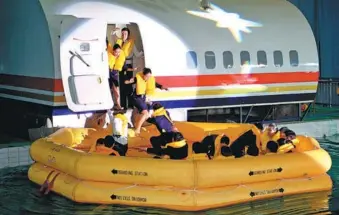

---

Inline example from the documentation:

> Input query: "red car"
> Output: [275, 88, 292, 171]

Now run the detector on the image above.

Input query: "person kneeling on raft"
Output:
[192, 129, 260, 159]
[192, 134, 230, 159]
[147, 131, 188, 160]
[124, 68, 168, 135]
[266, 128, 297, 154]
[143, 103, 188, 159]
[260, 123, 282, 154]
[95, 135, 127, 156]
[222, 129, 260, 158]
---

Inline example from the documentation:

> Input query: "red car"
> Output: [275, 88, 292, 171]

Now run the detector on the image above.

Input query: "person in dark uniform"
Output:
[193, 129, 260, 159]
[115, 27, 144, 109]
[138, 103, 187, 159]
[192, 134, 230, 159]
[124, 68, 168, 134]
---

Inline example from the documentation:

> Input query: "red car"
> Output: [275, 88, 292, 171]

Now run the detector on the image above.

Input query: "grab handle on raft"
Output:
[40, 170, 60, 195]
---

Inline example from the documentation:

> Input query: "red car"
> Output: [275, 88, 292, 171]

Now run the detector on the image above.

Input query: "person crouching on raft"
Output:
[266, 127, 297, 154]
[124, 68, 168, 135]
[139, 103, 187, 159]
[192, 134, 230, 159]
[221, 129, 259, 158]
[260, 123, 281, 154]
[147, 103, 187, 159]
[147, 131, 188, 160]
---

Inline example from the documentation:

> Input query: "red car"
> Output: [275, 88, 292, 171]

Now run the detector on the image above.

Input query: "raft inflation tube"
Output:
[28, 122, 333, 211]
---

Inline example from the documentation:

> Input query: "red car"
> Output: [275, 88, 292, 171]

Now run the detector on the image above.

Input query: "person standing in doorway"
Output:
[107, 43, 126, 110]
[115, 27, 144, 109]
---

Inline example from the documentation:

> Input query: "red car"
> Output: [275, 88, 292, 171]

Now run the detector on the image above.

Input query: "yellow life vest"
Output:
[164, 140, 187, 148]
[94, 145, 120, 156]
[107, 42, 113, 55]
[114, 113, 128, 136]
[108, 51, 116, 70]
[213, 134, 224, 157]
[135, 72, 156, 96]
[107, 51, 126, 71]
[113, 51, 126, 71]
[152, 107, 173, 124]
[116, 38, 134, 57]
[260, 131, 281, 151]
[277, 143, 295, 154]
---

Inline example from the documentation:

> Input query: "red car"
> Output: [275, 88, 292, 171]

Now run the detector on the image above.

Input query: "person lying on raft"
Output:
[146, 131, 188, 160]
[124, 68, 168, 135]
[95, 135, 127, 156]
[192, 134, 230, 159]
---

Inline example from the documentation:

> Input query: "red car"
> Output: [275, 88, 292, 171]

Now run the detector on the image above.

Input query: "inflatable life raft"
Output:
[28, 122, 333, 211]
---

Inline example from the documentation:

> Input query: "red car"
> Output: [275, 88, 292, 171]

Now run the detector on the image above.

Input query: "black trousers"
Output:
[119, 64, 134, 109]
[110, 143, 128, 156]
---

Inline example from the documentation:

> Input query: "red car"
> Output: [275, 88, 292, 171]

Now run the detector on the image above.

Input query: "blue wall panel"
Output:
[0, 0, 54, 78]
[289, 0, 339, 79]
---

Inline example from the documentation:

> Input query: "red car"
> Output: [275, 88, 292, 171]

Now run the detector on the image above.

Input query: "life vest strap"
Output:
[152, 107, 173, 125]
[164, 140, 186, 148]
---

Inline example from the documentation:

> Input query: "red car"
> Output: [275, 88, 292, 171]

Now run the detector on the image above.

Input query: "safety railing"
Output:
[315, 79, 339, 107]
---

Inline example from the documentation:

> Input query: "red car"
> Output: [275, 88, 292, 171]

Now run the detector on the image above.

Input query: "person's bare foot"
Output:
[134, 129, 141, 136]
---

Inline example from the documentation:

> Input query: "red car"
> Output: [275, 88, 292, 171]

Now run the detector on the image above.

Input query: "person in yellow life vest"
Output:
[260, 123, 281, 154]
[124, 68, 168, 135]
[146, 131, 188, 160]
[107, 43, 126, 110]
[266, 129, 297, 153]
[141, 103, 185, 158]
[115, 27, 144, 109]
[106, 37, 113, 55]
[192, 134, 230, 159]
[107, 109, 129, 156]
[146, 102, 178, 134]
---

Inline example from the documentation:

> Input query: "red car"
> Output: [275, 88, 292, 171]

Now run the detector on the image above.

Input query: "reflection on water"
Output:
[1, 139, 339, 215]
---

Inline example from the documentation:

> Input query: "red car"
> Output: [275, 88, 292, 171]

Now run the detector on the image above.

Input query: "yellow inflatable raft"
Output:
[28, 122, 333, 211]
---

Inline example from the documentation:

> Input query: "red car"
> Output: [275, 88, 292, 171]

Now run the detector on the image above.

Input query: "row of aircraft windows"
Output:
[186, 50, 300, 69]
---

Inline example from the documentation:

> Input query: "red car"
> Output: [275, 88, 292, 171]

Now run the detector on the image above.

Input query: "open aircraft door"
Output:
[60, 17, 113, 112]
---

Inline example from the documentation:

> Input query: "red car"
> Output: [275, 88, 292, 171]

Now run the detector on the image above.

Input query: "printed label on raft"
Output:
[250, 188, 284, 197]
[111, 169, 148, 176]
[249, 167, 283, 176]
[111, 194, 147, 202]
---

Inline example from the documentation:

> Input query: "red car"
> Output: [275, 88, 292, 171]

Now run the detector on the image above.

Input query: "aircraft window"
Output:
[223, 51, 233, 69]
[186, 51, 198, 69]
[240, 51, 250, 65]
[273, 50, 283, 67]
[289, 50, 299, 67]
[205, 51, 216, 69]
[257, 50, 267, 66]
